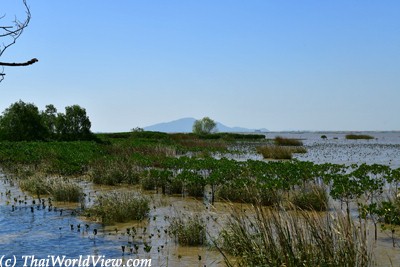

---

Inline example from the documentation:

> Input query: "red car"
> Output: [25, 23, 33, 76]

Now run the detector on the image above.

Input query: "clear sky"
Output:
[1, 1, 399, 132]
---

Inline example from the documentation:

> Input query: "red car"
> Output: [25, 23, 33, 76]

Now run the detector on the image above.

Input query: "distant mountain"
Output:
[144, 117, 268, 133]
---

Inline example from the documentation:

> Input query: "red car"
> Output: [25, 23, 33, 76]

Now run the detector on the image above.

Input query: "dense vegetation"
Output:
[0, 100, 95, 141]
[1, 128, 399, 265]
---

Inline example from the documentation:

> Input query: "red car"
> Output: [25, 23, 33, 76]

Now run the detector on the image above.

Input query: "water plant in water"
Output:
[86, 191, 149, 224]
[168, 214, 206, 246]
[217, 204, 371, 267]
[274, 136, 303, 146]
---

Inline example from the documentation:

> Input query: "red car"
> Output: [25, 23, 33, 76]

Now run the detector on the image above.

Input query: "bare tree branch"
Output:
[0, 58, 38, 66]
[0, 0, 37, 82]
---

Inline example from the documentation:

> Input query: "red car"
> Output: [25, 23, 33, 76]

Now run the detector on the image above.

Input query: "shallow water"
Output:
[1, 132, 400, 266]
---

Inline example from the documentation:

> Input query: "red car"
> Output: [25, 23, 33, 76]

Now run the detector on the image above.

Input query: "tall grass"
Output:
[218, 205, 371, 267]
[19, 175, 83, 202]
[274, 136, 303, 146]
[86, 191, 149, 224]
[291, 184, 328, 211]
[168, 214, 206, 246]
[90, 157, 141, 185]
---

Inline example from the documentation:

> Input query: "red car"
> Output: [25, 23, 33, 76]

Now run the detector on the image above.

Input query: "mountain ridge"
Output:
[144, 117, 268, 133]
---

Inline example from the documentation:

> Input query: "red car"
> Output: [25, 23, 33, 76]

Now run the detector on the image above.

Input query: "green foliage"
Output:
[90, 157, 140, 185]
[192, 117, 217, 135]
[0, 100, 48, 141]
[56, 105, 93, 140]
[0, 101, 95, 141]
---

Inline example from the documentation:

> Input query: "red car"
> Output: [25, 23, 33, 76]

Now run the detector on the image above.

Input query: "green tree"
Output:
[192, 117, 217, 135]
[41, 104, 58, 138]
[0, 100, 48, 140]
[56, 105, 92, 140]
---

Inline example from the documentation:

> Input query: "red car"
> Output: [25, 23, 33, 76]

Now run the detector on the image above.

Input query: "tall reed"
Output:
[217, 205, 371, 267]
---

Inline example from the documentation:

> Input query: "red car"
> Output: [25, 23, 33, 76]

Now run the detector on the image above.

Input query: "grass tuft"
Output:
[168, 214, 206, 246]
[86, 191, 149, 224]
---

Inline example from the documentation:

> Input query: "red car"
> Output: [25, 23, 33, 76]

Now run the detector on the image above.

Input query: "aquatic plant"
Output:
[274, 136, 303, 146]
[168, 214, 206, 246]
[217, 205, 371, 267]
[86, 191, 149, 224]
[19, 175, 82, 202]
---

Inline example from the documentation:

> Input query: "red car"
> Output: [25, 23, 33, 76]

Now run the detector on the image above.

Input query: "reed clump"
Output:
[86, 191, 149, 224]
[168, 214, 206, 246]
[274, 136, 303, 146]
[218, 205, 371, 267]
[345, 134, 374, 140]
[19, 175, 82, 202]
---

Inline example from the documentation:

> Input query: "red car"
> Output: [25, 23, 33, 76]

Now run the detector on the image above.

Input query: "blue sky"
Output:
[1, 1, 399, 132]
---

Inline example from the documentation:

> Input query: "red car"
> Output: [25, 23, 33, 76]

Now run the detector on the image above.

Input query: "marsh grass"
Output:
[86, 191, 149, 224]
[345, 134, 374, 140]
[19, 175, 82, 202]
[257, 145, 307, 159]
[291, 184, 328, 211]
[218, 205, 371, 267]
[168, 214, 206, 246]
[90, 157, 141, 185]
[274, 136, 303, 146]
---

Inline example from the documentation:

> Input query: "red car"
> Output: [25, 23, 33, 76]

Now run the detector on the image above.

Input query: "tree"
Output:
[0, 0, 38, 83]
[56, 105, 92, 140]
[192, 117, 217, 135]
[0, 100, 47, 141]
[41, 104, 58, 138]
